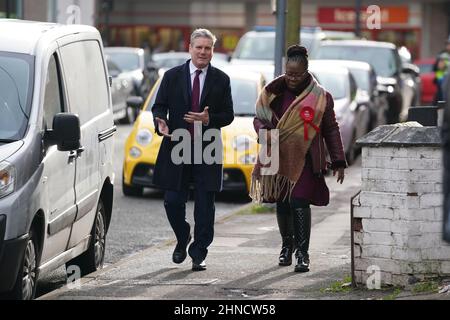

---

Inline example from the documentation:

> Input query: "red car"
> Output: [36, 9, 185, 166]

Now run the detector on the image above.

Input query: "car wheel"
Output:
[5, 229, 39, 300]
[122, 177, 143, 197]
[66, 200, 107, 277]
[119, 106, 136, 124]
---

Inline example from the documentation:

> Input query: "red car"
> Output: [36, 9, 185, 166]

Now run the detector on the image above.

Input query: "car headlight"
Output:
[0, 161, 15, 199]
[387, 85, 394, 94]
[129, 147, 142, 158]
[239, 154, 257, 165]
[232, 135, 255, 152]
[136, 129, 153, 146]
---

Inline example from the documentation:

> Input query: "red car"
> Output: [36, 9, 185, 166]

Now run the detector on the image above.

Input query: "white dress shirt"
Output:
[189, 60, 208, 105]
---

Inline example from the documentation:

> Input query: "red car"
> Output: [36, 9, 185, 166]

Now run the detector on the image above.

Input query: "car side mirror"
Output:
[402, 63, 419, 76]
[45, 113, 81, 151]
[127, 96, 144, 109]
[109, 69, 120, 78]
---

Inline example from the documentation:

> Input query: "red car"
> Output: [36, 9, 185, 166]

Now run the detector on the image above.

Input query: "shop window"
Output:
[0, 0, 20, 18]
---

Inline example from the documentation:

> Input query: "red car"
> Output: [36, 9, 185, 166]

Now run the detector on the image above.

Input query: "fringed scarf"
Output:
[249, 73, 327, 203]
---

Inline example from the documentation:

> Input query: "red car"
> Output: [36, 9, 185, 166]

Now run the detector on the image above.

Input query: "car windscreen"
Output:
[106, 52, 140, 71]
[316, 45, 398, 78]
[0, 52, 34, 141]
[153, 56, 189, 70]
[145, 77, 258, 116]
[233, 33, 313, 60]
[312, 71, 347, 100]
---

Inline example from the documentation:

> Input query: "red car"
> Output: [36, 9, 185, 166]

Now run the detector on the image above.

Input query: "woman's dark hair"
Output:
[286, 45, 308, 69]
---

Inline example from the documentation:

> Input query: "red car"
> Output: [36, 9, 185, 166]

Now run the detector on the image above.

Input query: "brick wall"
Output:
[353, 142, 450, 287]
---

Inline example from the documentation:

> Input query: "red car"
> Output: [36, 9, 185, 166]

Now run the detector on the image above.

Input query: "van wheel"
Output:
[66, 200, 106, 277]
[122, 176, 143, 197]
[6, 230, 39, 300]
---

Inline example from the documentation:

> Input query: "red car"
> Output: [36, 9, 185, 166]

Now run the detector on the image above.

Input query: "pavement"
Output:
[38, 157, 450, 301]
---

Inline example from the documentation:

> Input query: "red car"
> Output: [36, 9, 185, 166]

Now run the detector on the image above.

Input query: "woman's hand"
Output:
[333, 167, 345, 184]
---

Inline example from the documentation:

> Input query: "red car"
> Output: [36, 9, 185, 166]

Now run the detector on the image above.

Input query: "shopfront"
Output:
[0, 0, 22, 18]
[316, 5, 421, 59]
[94, 0, 446, 58]
[97, 0, 245, 53]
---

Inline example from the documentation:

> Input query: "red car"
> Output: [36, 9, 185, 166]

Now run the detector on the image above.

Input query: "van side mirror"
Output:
[45, 113, 81, 151]
[127, 96, 144, 109]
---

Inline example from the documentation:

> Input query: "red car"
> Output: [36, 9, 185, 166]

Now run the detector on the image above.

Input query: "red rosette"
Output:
[300, 106, 320, 141]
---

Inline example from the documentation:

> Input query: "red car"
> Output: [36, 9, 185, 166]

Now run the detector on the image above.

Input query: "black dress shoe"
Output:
[192, 260, 207, 271]
[294, 252, 310, 273]
[172, 234, 192, 264]
[278, 246, 293, 266]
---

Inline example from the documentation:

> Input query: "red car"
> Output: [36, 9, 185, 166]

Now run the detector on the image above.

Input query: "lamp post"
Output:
[274, 0, 286, 78]
[5, 0, 11, 18]
[286, 0, 300, 50]
[355, 0, 362, 38]
[102, 0, 114, 46]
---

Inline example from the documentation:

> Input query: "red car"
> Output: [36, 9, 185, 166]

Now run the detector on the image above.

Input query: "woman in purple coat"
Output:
[251, 45, 347, 272]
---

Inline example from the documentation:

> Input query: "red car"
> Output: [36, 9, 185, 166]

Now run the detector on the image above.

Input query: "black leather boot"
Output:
[276, 203, 294, 266]
[293, 206, 311, 272]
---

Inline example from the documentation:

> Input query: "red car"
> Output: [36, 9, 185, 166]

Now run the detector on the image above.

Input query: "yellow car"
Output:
[122, 67, 265, 196]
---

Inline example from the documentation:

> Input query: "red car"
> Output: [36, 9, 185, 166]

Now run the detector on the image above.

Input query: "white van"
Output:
[0, 20, 115, 300]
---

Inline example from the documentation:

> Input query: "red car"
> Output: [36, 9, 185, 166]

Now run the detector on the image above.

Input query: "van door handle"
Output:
[76, 146, 85, 157]
[68, 150, 77, 163]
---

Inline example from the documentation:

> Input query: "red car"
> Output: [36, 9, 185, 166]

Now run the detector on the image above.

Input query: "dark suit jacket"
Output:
[151, 60, 234, 191]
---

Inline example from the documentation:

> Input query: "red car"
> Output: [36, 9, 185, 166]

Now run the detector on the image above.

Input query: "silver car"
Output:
[316, 40, 421, 124]
[323, 60, 390, 130]
[309, 60, 368, 165]
[104, 46, 158, 98]
[106, 58, 135, 123]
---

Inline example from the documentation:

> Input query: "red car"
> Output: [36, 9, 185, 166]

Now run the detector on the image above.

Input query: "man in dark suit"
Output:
[152, 29, 234, 271]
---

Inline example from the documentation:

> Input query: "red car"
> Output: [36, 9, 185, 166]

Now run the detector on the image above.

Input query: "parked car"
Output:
[230, 27, 357, 82]
[104, 46, 158, 98]
[0, 20, 115, 299]
[323, 60, 389, 130]
[106, 58, 135, 123]
[122, 67, 264, 196]
[309, 60, 365, 164]
[398, 45, 422, 108]
[414, 58, 437, 104]
[152, 51, 229, 76]
[316, 40, 421, 124]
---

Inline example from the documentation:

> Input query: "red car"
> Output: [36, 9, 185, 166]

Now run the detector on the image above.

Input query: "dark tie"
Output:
[189, 69, 202, 137]
[191, 69, 202, 112]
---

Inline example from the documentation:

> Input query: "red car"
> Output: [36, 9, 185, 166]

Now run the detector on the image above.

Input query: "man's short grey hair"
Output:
[190, 28, 217, 46]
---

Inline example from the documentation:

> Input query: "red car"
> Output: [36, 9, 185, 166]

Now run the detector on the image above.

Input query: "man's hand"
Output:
[333, 167, 345, 184]
[184, 106, 209, 125]
[155, 117, 171, 137]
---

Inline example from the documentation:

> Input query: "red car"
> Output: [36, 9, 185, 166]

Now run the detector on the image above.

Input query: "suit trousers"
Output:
[164, 164, 216, 263]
